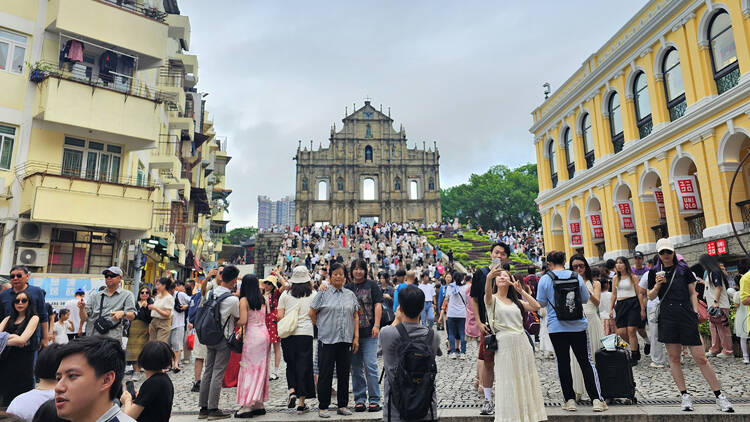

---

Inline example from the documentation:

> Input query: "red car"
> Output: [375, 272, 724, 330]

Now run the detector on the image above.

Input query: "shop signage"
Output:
[569, 220, 583, 247]
[706, 241, 717, 256]
[588, 212, 604, 239]
[616, 201, 636, 231]
[706, 239, 728, 256]
[653, 189, 666, 220]
[674, 176, 702, 214]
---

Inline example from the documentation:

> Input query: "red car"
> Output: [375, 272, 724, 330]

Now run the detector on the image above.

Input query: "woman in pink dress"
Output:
[235, 275, 270, 418]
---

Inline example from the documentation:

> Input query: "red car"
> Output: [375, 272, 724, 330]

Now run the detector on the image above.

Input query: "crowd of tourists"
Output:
[1, 221, 748, 422]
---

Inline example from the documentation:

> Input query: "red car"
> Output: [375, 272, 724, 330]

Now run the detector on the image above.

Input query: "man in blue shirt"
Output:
[0, 265, 49, 348]
[392, 270, 413, 312]
[536, 251, 606, 413]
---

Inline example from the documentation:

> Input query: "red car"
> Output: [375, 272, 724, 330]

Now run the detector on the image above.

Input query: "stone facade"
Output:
[295, 101, 441, 225]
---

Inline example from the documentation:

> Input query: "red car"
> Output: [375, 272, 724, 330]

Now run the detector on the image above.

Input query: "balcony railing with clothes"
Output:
[99, 0, 167, 22]
[32, 60, 168, 103]
[737, 199, 750, 229]
[15, 160, 156, 189]
[685, 213, 706, 240]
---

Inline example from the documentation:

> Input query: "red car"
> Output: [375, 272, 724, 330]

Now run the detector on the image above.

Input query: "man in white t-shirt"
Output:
[638, 257, 665, 368]
[65, 289, 85, 340]
[418, 272, 436, 328]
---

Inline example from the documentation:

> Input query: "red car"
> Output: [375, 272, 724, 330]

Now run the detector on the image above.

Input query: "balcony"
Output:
[174, 52, 198, 75]
[33, 62, 163, 150]
[16, 161, 155, 231]
[157, 64, 186, 113]
[150, 137, 181, 176]
[166, 14, 191, 50]
[737, 200, 750, 229]
[46, 0, 168, 68]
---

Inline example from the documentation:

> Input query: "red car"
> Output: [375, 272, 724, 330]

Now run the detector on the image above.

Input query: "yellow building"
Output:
[532, 0, 750, 264]
[0, 0, 231, 287]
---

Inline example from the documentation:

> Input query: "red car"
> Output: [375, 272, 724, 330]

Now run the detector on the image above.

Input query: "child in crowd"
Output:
[53, 309, 74, 345]
[598, 277, 616, 336]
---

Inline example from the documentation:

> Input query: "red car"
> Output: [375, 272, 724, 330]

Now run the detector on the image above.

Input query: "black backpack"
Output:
[548, 271, 583, 321]
[194, 291, 233, 346]
[389, 324, 437, 421]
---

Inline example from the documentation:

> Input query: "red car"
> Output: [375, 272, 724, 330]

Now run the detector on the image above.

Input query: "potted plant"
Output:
[27, 61, 54, 83]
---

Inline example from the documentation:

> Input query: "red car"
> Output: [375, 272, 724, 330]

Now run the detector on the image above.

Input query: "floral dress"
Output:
[265, 289, 281, 344]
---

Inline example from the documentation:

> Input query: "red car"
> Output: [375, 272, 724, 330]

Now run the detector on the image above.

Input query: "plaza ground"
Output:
[157, 329, 750, 420]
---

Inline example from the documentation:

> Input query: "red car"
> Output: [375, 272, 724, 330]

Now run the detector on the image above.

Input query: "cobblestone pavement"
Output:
[146, 330, 749, 413]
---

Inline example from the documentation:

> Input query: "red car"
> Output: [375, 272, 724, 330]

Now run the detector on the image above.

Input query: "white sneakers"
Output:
[716, 394, 734, 413]
[561, 399, 576, 411]
[459, 353, 466, 360]
[592, 399, 608, 412]
[649, 362, 665, 368]
[449, 353, 457, 360]
[681, 393, 693, 411]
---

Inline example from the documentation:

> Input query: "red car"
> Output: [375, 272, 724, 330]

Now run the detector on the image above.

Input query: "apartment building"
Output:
[0, 0, 231, 295]
[532, 0, 750, 265]
[258, 195, 295, 230]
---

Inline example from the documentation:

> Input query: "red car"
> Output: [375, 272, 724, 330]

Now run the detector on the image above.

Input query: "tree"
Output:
[224, 227, 258, 245]
[441, 163, 540, 230]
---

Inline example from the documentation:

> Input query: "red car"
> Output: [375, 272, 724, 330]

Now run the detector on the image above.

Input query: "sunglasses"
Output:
[658, 250, 673, 255]
[14, 298, 28, 304]
[104, 273, 118, 278]
[10, 273, 24, 279]
[139, 291, 149, 295]
[572, 264, 585, 270]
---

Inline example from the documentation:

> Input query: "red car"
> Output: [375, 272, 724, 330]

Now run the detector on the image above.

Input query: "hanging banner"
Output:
[588, 212, 604, 239]
[653, 189, 667, 220]
[674, 175, 702, 214]
[569, 220, 583, 248]
[616, 201, 636, 232]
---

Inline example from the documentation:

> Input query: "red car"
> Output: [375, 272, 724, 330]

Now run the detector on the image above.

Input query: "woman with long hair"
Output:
[699, 254, 733, 357]
[483, 267, 546, 422]
[148, 278, 174, 343]
[234, 275, 270, 417]
[569, 254, 603, 401]
[608, 256, 643, 364]
[0, 291, 40, 405]
[127, 286, 153, 377]
[647, 239, 733, 412]
[278, 266, 318, 412]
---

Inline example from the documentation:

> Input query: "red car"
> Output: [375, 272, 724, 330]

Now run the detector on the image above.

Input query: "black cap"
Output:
[633, 251, 644, 258]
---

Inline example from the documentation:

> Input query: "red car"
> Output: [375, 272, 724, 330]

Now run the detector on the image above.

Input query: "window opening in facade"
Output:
[563, 128, 574, 179]
[608, 92, 624, 153]
[48, 229, 115, 274]
[62, 137, 122, 183]
[0, 28, 27, 74]
[548, 140, 557, 188]
[633, 72, 652, 138]
[409, 180, 418, 200]
[0, 125, 16, 170]
[663, 48, 686, 121]
[363, 178, 375, 200]
[317, 180, 327, 201]
[365, 145, 373, 161]
[708, 11, 739, 94]
[581, 113, 594, 169]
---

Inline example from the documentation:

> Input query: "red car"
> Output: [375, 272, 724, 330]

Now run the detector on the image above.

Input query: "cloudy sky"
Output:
[180, 0, 648, 228]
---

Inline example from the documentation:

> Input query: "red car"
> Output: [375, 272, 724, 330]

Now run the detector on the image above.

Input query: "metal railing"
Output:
[584, 151, 595, 169]
[651, 223, 669, 240]
[156, 134, 181, 157]
[15, 160, 156, 189]
[685, 213, 706, 240]
[33, 60, 168, 103]
[98, 0, 167, 22]
[737, 199, 750, 229]
[152, 202, 172, 233]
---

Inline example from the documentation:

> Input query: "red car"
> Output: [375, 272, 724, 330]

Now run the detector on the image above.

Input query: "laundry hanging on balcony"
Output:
[59, 40, 84, 69]
[99, 50, 118, 84]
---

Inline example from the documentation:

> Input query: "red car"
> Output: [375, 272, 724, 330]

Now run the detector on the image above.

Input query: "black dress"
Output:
[0, 316, 36, 406]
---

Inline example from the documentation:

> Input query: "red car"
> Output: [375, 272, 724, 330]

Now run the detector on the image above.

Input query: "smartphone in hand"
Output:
[125, 380, 136, 398]
[491, 258, 503, 269]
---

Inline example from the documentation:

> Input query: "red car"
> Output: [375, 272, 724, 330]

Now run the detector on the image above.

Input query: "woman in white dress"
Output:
[484, 266, 547, 422]
[568, 254, 603, 401]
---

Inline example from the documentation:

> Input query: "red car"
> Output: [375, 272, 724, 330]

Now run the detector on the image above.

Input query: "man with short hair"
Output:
[0, 265, 49, 348]
[392, 270, 415, 313]
[198, 265, 240, 420]
[418, 272, 436, 328]
[54, 336, 136, 422]
[79, 266, 135, 344]
[380, 285, 440, 421]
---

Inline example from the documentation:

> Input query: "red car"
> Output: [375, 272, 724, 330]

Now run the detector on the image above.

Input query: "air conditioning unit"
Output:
[16, 219, 51, 243]
[16, 247, 49, 267]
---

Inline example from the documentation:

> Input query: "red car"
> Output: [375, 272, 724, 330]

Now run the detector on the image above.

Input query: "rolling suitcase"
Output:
[595, 348, 637, 404]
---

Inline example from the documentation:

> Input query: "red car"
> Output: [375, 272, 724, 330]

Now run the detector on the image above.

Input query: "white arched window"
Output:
[708, 11, 739, 94]
[548, 140, 557, 188]
[363, 178, 375, 200]
[608, 92, 624, 153]
[563, 128, 574, 179]
[663, 48, 686, 121]
[633, 72, 652, 138]
[581, 113, 594, 168]
[409, 180, 418, 200]
[317, 180, 327, 201]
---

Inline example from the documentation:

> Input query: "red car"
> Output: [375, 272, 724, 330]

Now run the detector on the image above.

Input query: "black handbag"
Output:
[93, 294, 120, 335]
[227, 326, 243, 353]
[483, 297, 498, 352]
